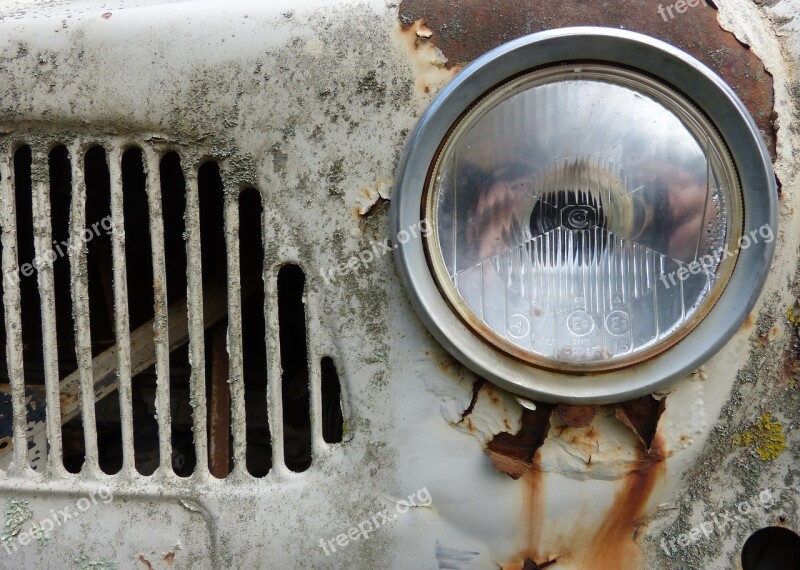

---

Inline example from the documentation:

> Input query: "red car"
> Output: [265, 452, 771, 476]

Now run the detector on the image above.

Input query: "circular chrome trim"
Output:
[391, 27, 777, 404]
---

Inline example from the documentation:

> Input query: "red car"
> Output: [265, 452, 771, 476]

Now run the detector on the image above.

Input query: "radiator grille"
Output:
[0, 139, 344, 481]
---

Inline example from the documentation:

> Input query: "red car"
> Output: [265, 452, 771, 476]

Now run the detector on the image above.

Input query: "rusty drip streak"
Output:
[0, 146, 28, 471]
[69, 140, 100, 470]
[30, 145, 65, 474]
[223, 191, 247, 473]
[581, 436, 666, 569]
[143, 147, 173, 475]
[108, 146, 135, 473]
[184, 166, 208, 475]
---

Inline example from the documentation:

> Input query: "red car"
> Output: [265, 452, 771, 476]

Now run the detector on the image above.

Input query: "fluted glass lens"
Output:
[426, 64, 741, 370]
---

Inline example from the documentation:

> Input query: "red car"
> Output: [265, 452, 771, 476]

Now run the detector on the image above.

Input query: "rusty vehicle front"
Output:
[0, 0, 797, 569]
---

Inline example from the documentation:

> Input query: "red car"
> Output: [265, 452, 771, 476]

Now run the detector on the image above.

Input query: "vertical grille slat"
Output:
[265, 269, 286, 477]
[69, 141, 100, 472]
[31, 145, 64, 474]
[108, 146, 135, 473]
[224, 190, 247, 476]
[1, 145, 29, 472]
[144, 147, 173, 476]
[183, 166, 209, 476]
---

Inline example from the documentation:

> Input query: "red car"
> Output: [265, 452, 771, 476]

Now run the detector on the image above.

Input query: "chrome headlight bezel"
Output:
[391, 27, 776, 404]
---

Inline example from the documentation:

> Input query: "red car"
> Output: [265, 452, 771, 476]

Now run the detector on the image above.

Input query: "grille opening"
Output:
[2, 143, 295, 480]
[160, 152, 194, 477]
[121, 147, 159, 476]
[49, 145, 84, 474]
[240, 188, 270, 477]
[321, 357, 344, 444]
[198, 161, 232, 478]
[278, 264, 311, 472]
[12, 145, 45, 471]
[84, 145, 121, 475]
[0, 167, 8, 454]
[742, 527, 800, 569]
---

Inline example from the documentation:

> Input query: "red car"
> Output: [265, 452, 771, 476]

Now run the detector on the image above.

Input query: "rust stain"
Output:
[742, 313, 755, 329]
[502, 459, 559, 570]
[578, 435, 666, 569]
[398, 0, 776, 158]
[163, 551, 176, 566]
[486, 403, 553, 479]
[556, 404, 596, 428]
[137, 554, 154, 570]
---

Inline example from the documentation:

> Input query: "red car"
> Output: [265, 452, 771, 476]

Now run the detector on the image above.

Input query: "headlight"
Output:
[392, 28, 776, 403]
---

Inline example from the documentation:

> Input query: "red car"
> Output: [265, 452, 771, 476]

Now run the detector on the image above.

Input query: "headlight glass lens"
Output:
[426, 64, 742, 371]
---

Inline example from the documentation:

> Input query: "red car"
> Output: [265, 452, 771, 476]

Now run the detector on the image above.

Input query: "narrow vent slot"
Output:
[239, 188, 270, 478]
[278, 264, 311, 473]
[160, 152, 195, 476]
[320, 357, 344, 444]
[53, 144, 84, 474]
[84, 145, 122, 475]
[12, 145, 42, 471]
[198, 161, 230, 478]
[121, 147, 160, 476]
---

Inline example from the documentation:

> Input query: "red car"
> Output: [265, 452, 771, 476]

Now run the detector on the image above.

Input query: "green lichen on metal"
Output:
[788, 304, 800, 327]
[75, 555, 118, 570]
[733, 412, 788, 461]
[1, 498, 32, 543]
[29, 521, 51, 546]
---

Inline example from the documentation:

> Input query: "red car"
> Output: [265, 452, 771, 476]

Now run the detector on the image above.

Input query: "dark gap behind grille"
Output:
[0, 164, 7, 455]
[12, 145, 45, 471]
[197, 161, 231, 478]
[278, 264, 311, 472]
[160, 152, 194, 476]
[240, 188, 270, 477]
[321, 357, 343, 444]
[49, 145, 84, 474]
[121, 147, 159, 476]
[84, 146, 121, 475]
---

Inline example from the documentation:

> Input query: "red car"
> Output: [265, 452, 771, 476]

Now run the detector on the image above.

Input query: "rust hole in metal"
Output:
[398, 0, 776, 158]
[615, 395, 666, 453]
[486, 400, 554, 480]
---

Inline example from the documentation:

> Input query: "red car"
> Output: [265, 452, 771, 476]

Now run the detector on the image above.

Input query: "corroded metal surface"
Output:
[0, 0, 795, 568]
